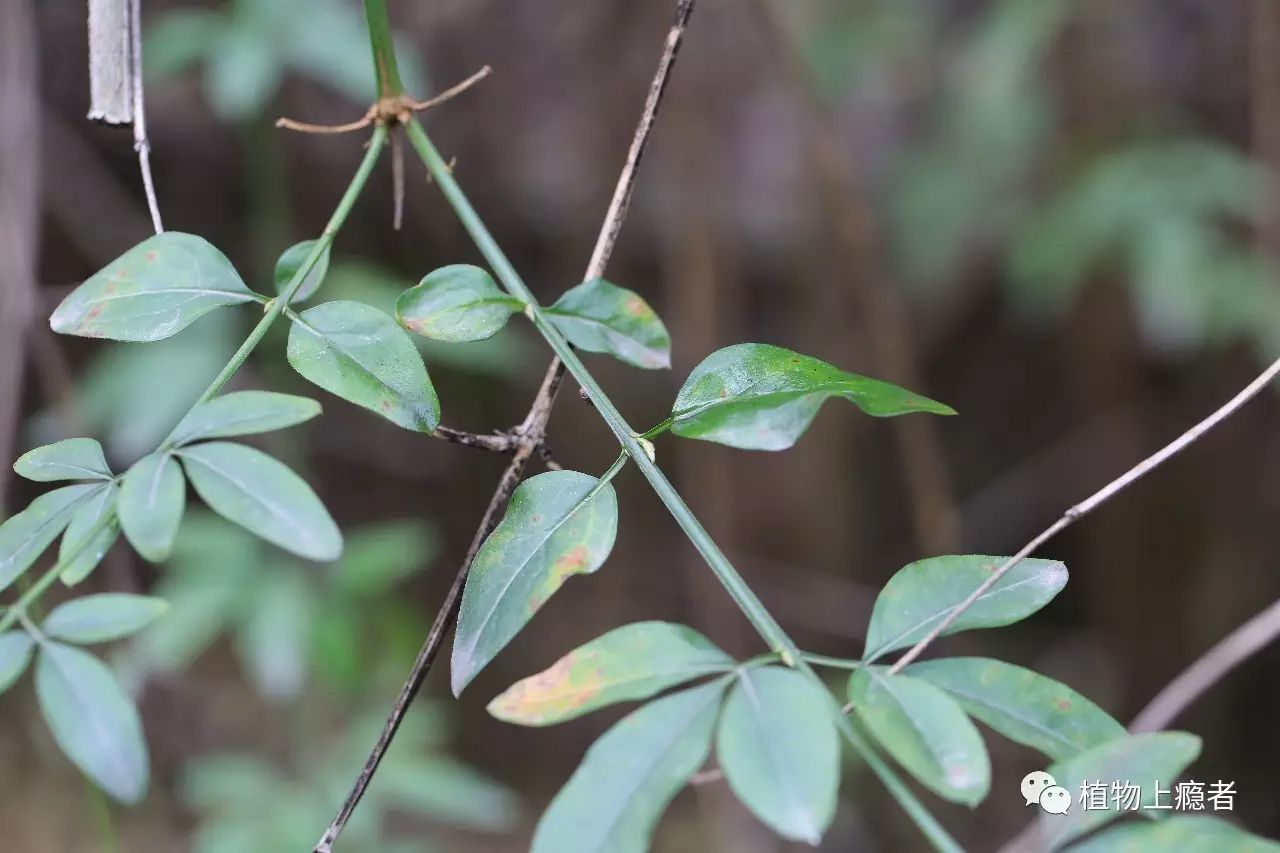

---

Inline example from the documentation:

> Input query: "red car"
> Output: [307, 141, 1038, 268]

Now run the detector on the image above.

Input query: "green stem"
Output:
[801, 653, 862, 671]
[640, 416, 675, 440]
[362, 0, 404, 98]
[402, 117, 962, 853]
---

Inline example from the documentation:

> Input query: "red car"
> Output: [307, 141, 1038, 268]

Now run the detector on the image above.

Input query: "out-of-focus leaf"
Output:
[36, 641, 149, 803]
[849, 667, 991, 806]
[118, 453, 186, 563]
[59, 483, 120, 585]
[43, 594, 169, 644]
[143, 9, 227, 80]
[863, 555, 1068, 661]
[288, 301, 440, 432]
[204, 23, 280, 120]
[274, 240, 330, 303]
[1064, 816, 1280, 853]
[182, 755, 279, 812]
[50, 233, 257, 342]
[0, 632, 36, 694]
[718, 667, 840, 843]
[547, 278, 671, 369]
[532, 680, 728, 853]
[171, 391, 321, 446]
[179, 442, 341, 561]
[396, 264, 523, 343]
[906, 657, 1125, 761]
[235, 570, 313, 700]
[452, 471, 618, 696]
[489, 621, 733, 726]
[331, 519, 437, 596]
[0, 485, 98, 594]
[671, 343, 954, 450]
[14, 438, 112, 482]
[377, 757, 520, 831]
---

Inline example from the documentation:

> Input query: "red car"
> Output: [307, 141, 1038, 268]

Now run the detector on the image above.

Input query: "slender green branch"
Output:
[801, 652, 862, 671]
[402, 117, 962, 853]
[362, 0, 404, 98]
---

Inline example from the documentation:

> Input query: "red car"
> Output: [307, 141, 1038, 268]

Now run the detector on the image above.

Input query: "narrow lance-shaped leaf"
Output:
[906, 657, 1125, 761]
[169, 390, 322, 446]
[43, 594, 169, 644]
[849, 667, 991, 806]
[118, 452, 186, 563]
[50, 232, 258, 341]
[863, 555, 1068, 661]
[274, 239, 330, 303]
[1064, 816, 1280, 853]
[547, 279, 671, 369]
[670, 343, 955, 451]
[0, 632, 36, 694]
[0, 485, 98, 595]
[396, 264, 523, 343]
[59, 483, 120, 586]
[453, 471, 618, 696]
[489, 621, 733, 726]
[718, 667, 840, 844]
[14, 438, 112, 482]
[36, 641, 149, 803]
[178, 442, 341, 561]
[288, 300, 441, 432]
[532, 680, 729, 853]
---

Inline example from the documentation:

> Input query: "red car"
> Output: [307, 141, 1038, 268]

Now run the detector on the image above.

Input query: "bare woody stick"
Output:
[312, 3, 696, 850]
[890, 353, 1280, 675]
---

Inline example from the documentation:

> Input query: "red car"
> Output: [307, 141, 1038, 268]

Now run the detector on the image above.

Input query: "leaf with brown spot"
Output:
[547, 278, 671, 370]
[488, 621, 733, 726]
[452, 470, 618, 696]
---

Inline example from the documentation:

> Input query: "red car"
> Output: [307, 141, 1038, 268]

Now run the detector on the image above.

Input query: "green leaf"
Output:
[118, 453, 187, 563]
[0, 485, 98, 595]
[717, 667, 840, 843]
[43, 594, 169, 644]
[489, 621, 734, 726]
[377, 757, 520, 832]
[331, 519, 438, 597]
[36, 641, 149, 803]
[1064, 816, 1280, 853]
[546, 279, 671, 369]
[235, 570, 313, 700]
[670, 343, 955, 450]
[274, 239, 330, 303]
[14, 438, 112, 482]
[848, 667, 991, 806]
[452, 471, 619, 696]
[906, 657, 1125, 761]
[287, 300, 440, 432]
[532, 680, 728, 853]
[170, 391, 322, 445]
[863, 555, 1068, 661]
[1037, 732, 1202, 848]
[59, 483, 121, 585]
[178, 442, 341, 561]
[396, 264, 523, 343]
[0, 631, 36, 694]
[50, 232, 257, 341]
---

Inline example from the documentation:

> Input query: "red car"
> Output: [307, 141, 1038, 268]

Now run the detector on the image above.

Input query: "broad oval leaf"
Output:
[0, 485, 98, 595]
[0, 631, 36, 694]
[848, 667, 991, 806]
[1036, 731, 1202, 848]
[547, 279, 671, 369]
[863, 555, 1068, 661]
[718, 667, 840, 843]
[288, 300, 441, 432]
[274, 239, 330, 303]
[1064, 816, 1280, 853]
[489, 621, 733, 726]
[452, 471, 618, 696]
[118, 453, 186, 563]
[396, 264, 523, 343]
[170, 391, 322, 446]
[50, 232, 257, 341]
[43, 594, 169, 644]
[906, 657, 1125, 761]
[59, 483, 121, 585]
[36, 641, 149, 803]
[14, 438, 112, 482]
[531, 680, 728, 853]
[670, 343, 955, 450]
[178, 442, 341, 561]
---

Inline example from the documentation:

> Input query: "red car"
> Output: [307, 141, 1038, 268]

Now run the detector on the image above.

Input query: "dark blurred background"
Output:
[3, 0, 1280, 850]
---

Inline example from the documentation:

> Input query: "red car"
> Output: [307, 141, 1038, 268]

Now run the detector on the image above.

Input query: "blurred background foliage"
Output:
[4, 0, 1280, 849]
